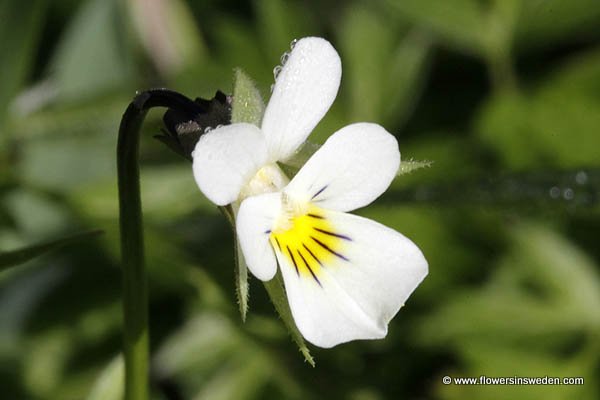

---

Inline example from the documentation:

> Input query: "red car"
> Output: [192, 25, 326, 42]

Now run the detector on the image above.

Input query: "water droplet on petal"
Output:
[549, 186, 560, 199]
[290, 39, 298, 49]
[270, 83, 275, 93]
[273, 65, 283, 80]
[575, 171, 588, 185]
[280, 52, 290, 65]
[204, 126, 213, 134]
[563, 188, 574, 201]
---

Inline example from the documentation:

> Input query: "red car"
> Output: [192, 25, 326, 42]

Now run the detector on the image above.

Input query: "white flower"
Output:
[192, 37, 428, 348]
[193, 37, 342, 204]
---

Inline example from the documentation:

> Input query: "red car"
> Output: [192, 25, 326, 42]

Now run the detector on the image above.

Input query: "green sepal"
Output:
[231, 68, 265, 125]
[263, 273, 315, 367]
[0, 229, 103, 271]
[398, 158, 433, 176]
[228, 68, 267, 321]
[234, 224, 250, 322]
[219, 202, 250, 322]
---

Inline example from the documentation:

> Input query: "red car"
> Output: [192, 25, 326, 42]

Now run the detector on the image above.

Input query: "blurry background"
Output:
[1, 0, 600, 399]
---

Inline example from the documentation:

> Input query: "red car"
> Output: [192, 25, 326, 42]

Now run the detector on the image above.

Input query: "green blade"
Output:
[0, 229, 103, 271]
[263, 273, 315, 366]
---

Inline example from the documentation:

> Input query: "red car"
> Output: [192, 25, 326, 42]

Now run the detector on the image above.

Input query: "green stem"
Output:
[117, 89, 203, 400]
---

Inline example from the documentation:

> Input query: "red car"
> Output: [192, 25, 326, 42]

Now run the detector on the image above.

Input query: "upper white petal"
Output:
[274, 210, 427, 348]
[192, 123, 268, 206]
[236, 192, 281, 281]
[285, 123, 400, 212]
[261, 37, 341, 162]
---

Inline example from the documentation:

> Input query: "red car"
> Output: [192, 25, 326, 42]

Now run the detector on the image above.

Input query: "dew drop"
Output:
[563, 188, 574, 201]
[575, 171, 588, 185]
[549, 186, 560, 199]
[273, 65, 283, 80]
[204, 126, 213, 134]
[280, 52, 290, 65]
[290, 38, 298, 49]
[191, 150, 196, 158]
[270, 83, 275, 93]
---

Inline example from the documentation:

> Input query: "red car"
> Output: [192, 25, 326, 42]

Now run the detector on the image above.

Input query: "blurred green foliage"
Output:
[1, 0, 599, 399]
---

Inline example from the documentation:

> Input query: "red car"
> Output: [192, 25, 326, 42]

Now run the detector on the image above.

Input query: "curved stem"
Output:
[117, 89, 203, 400]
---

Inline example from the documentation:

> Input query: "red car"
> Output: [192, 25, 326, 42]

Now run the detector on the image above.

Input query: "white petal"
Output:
[262, 37, 341, 161]
[236, 192, 282, 281]
[192, 123, 268, 206]
[285, 123, 400, 212]
[272, 209, 427, 348]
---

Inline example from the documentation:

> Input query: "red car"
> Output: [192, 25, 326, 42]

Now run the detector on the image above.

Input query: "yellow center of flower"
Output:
[269, 204, 351, 284]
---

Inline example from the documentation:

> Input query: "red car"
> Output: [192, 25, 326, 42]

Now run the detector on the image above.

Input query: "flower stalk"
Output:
[117, 89, 224, 400]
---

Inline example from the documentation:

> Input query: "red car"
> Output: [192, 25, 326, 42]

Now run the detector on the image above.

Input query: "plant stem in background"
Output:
[382, 168, 600, 211]
[117, 89, 205, 400]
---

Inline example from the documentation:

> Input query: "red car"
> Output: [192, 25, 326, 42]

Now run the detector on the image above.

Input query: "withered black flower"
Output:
[156, 90, 232, 161]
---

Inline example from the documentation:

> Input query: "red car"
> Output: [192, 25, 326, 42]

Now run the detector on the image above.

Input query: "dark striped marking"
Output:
[313, 227, 352, 241]
[311, 185, 328, 200]
[311, 236, 350, 261]
[307, 213, 325, 219]
[264, 229, 271, 234]
[297, 249, 321, 286]
[274, 237, 282, 252]
[302, 243, 323, 266]
[287, 245, 299, 275]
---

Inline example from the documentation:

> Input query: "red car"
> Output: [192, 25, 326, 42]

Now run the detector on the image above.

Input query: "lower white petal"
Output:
[270, 208, 427, 348]
[192, 123, 268, 206]
[236, 192, 282, 281]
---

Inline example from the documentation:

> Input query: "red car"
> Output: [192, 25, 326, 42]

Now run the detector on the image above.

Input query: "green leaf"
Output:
[383, 30, 433, 128]
[153, 312, 304, 398]
[515, 0, 600, 51]
[212, 20, 269, 86]
[23, 328, 72, 397]
[126, 0, 207, 78]
[154, 313, 240, 376]
[385, 0, 485, 55]
[0, 0, 46, 125]
[476, 50, 600, 168]
[511, 223, 600, 323]
[255, 0, 318, 64]
[338, 3, 397, 121]
[416, 222, 600, 349]
[49, 0, 134, 102]
[231, 69, 265, 125]
[0, 230, 103, 271]
[263, 273, 315, 366]
[86, 355, 124, 400]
